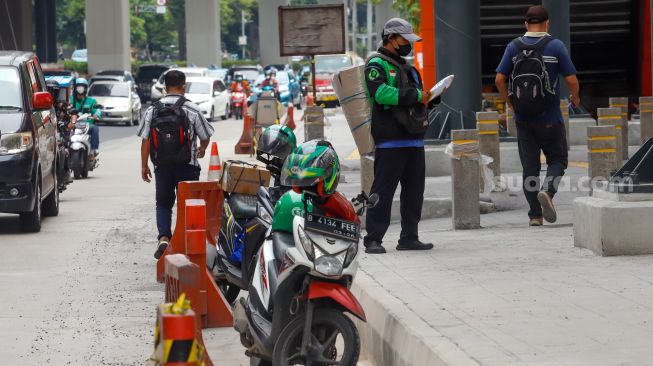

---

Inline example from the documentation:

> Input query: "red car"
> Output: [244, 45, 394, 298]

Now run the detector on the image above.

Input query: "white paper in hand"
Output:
[429, 75, 455, 102]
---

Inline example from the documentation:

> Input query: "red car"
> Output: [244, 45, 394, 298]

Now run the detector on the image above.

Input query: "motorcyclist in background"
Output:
[260, 69, 279, 93]
[70, 78, 102, 156]
[229, 73, 251, 96]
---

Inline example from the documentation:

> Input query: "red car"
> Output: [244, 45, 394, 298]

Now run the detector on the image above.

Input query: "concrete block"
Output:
[574, 195, 653, 256]
[304, 106, 325, 140]
[425, 143, 521, 178]
[609, 98, 629, 160]
[476, 111, 500, 178]
[587, 125, 617, 180]
[628, 121, 641, 146]
[597, 110, 624, 166]
[639, 97, 653, 144]
[569, 118, 596, 146]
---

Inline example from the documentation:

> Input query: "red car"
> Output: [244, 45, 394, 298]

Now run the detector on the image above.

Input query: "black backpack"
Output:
[149, 97, 192, 166]
[509, 36, 555, 119]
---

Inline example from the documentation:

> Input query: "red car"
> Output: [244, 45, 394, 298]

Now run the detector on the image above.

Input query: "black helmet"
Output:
[257, 125, 297, 174]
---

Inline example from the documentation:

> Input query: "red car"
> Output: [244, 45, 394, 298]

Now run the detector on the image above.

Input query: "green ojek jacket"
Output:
[70, 95, 102, 124]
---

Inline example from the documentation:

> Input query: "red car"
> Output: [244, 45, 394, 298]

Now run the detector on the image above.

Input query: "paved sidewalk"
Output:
[349, 165, 653, 365]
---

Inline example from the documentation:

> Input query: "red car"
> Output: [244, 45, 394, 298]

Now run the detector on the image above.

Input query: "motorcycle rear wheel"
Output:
[71, 150, 86, 179]
[272, 308, 360, 366]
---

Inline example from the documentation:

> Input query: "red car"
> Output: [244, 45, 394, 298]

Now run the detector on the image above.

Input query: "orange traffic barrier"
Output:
[206, 142, 221, 181]
[183, 199, 233, 328]
[235, 108, 254, 154]
[306, 94, 315, 107]
[157, 181, 223, 283]
[150, 293, 213, 366]
[284, 103, 296, 130]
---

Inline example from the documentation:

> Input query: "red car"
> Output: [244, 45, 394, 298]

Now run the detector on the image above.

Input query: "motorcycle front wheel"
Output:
[272, 308, 360, 366]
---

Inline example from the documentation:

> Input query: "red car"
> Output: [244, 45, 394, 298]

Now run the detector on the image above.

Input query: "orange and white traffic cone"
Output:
[207, 142, 222, 181]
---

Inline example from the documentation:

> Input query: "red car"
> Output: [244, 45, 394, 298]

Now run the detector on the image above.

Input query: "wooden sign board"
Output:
[278, 5, 346, 57]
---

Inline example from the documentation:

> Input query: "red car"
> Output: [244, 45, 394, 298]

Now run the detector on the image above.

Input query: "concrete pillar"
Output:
[476, 111, 500, 179]
[360, 153, 375, 230]
[434, 0, 482, 129]
[597, 108, 624, 168]
[560, 98, 570, 150]
[639, 96, 653, 144]
[304, 106, 325, 140]
[35, 0, 57, 63]
[506, 105, 517, 138]
[609, 97, 629, 159]
[259, 0, 287, 66]
[451, 129, 480, 230]
[186, 0, 221, 68]
[0, 0, 32, 52]
[587, 126, 618, 181]
[86, 0, 130, 75]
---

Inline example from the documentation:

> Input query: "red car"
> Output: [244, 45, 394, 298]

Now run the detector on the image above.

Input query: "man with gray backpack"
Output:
[495, 5, 580, 227]
[137, 70, 214, 258]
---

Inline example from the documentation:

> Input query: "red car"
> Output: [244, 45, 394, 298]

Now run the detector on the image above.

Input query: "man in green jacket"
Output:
[70, 78, 102, 155]
[363, 18, 439, 254]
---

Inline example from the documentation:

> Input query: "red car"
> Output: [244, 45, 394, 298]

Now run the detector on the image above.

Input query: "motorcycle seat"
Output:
[228, 193, 258, 219]
[272, 232, 294, 262]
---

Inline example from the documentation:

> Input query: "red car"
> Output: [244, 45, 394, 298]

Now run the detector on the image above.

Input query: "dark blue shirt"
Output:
[496, 35, 577, 124]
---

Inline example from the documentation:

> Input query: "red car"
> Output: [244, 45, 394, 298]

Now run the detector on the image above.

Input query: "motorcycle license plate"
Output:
[305, 213, 360, 242]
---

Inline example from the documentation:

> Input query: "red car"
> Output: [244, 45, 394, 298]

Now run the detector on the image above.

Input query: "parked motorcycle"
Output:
[234, 140, 377, 365]
[69, 110, 100, 179]
[207, 125, 298, 304]
[55, 118, 73, 191]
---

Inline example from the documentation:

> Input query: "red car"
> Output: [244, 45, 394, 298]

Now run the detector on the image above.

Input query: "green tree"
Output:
[391, 0, 421, 31]
[131, 0, 179, 61]
[56, 0, 86, 49]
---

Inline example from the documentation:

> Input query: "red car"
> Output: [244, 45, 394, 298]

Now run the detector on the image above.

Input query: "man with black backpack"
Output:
[137, 70, 215, 258]
[495, 5, 580, 227]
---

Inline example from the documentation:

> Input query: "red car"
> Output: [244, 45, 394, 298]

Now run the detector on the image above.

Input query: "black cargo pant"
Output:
[516, 122, 568, 219]
[364, 147, 425, 245]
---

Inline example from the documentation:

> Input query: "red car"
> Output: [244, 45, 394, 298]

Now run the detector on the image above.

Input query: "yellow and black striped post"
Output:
[587, 125, 618, 180]
[609, 97, 629, 159]
[639, 96, 653, 144]
[597, 107, 624, 168]
[476, 111, 500, 182]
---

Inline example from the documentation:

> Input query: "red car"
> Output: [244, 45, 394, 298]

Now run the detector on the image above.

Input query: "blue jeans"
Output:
[88, 125, 99, 150]
[154, 164, 201, 240]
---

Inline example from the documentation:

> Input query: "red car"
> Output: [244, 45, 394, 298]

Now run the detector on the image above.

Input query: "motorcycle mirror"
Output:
[367, 193, 379, 208]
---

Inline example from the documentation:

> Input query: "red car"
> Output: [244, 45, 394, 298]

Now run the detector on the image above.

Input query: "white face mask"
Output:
[76, 86, 86, 94]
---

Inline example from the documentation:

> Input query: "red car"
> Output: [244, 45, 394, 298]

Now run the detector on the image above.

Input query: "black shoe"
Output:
[364, 241, 386, 254]
[397, 240, 434, 251]
[154, 240, 169, 259]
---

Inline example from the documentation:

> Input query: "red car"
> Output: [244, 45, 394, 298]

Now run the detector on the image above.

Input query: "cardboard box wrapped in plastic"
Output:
[332, 65, 375, 155]
[220, 161, 271, 195]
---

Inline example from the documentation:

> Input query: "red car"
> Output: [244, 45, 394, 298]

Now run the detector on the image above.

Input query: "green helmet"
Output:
[257, 125, 297, 174]
[281, 140, 340, 196]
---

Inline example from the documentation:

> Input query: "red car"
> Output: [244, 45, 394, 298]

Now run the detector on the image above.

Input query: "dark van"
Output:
[135, 64, 172, 102]
[0, 52, 58, 232]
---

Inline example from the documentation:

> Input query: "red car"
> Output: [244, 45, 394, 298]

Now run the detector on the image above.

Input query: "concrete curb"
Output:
[350, 271, 480, 366]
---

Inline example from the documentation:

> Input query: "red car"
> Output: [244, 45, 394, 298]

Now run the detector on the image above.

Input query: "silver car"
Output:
[87, 81, 142, 126]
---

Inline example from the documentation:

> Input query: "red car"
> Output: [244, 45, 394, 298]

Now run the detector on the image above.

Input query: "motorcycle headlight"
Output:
[343, 241, 358, 268]
[0, 132, 33, 155]
[297, 225, 315, 261]
[315, 254, 344, 277]
[258, 204, 272, 224]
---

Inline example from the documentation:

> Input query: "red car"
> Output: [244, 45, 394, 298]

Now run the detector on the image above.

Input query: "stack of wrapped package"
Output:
[332, 65, 375, 155]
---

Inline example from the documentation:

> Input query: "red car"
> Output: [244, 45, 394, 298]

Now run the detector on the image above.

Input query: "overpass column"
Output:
[543, 0, 571, 97]
[86, 0, 130, 75]
[186, 0, 221, 67]
[0, 0, 32, 52]
[434, 0, 482, 129]
[35, 0, 57, 63]
[259, 0, 287, 66]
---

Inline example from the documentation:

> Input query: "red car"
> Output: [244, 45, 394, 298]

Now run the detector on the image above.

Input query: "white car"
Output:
[71, 49, 87, 63]
[88, 81, 142, 126]
[184, 77, 229, 121]
[150, 67, 209, 101]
